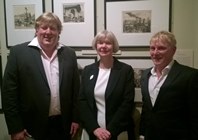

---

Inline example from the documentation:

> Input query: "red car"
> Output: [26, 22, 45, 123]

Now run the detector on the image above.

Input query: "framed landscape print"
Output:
[4, 0, 44, 48]
[105, 0, 172, 47]
[52, 0, 96, 48]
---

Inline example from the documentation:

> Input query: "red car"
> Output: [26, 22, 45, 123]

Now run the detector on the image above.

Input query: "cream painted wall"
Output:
[172, 0, 194, 49]
[0, 0, 198, 139]
[171, 0, 197, 68]
[193, 0, 198, 68]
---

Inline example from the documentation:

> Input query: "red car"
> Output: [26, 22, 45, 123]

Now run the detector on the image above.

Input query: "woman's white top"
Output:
[94, 68, 111, 128]
[81, 68, 128, 140]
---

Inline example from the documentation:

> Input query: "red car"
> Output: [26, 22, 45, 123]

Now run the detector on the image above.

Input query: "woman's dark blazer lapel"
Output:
[85, 58, 122, 106]
[84, 62, 99, 109]
[105, 58, 121, 99]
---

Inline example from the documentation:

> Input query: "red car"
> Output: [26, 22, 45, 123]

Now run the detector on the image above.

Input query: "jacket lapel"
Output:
[57, 48, 64, 85]
[153, 61, 181, 108]
[105, 58, 121, 99]
[141, 68, 153, 109]
[86, 63, 99, 109]
[30, 46, 48, 85]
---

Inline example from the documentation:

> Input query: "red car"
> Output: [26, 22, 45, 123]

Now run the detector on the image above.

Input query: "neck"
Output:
[155, 68, 162, 78]
[99, 57, 113, 69]
[42, 46, 56, 58]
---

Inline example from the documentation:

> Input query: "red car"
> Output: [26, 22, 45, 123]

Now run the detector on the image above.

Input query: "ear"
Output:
[35, 28, 38, 34]
[172, 46, 176, 55]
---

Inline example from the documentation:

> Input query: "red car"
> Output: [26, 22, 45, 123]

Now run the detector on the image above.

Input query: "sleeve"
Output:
[106, 65, 135, 136]
[71, 51, 81, 123]
[78, 66, 100, 134]
[2, 47, 24, 134]
[189, 69, 198, 139]
[139, 70, 147, 137]
[139, 96, 146, 136]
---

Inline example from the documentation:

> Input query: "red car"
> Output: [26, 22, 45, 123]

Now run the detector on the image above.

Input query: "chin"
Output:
[153, 61, 162, 66]
[99, 53, 109, 56]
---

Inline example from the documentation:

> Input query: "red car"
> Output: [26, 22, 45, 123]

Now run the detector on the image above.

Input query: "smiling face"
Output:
[36, 23, 60, 49]
[92, 30, 119, 59]
[149, 31, 176, 71]
[150, 41, 176, 70]
[96, 38, 114, 58]
[35, 12, 62, 50]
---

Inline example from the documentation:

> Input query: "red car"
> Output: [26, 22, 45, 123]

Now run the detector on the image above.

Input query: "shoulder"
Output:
[58, 46, 77, 59]
[10, 41, 31, 51]
[60, 45, 75, 54]
[83, 62, 98, 71]
[141, 67, 152, 79]
[15, 41, 30, 47]
[113, 58, 133, 70]
[80, 62, 98, 79]
[173, 60, 198, 73]
[9, 41, 34, 57]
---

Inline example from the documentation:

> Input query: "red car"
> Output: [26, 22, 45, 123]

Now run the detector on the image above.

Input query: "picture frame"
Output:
[0, 56, 2, 113]
[105, 0, 172, 47]
[52, 0, 96, 48]
[115, 56, 153, 107]
[4, 0, 45, 48]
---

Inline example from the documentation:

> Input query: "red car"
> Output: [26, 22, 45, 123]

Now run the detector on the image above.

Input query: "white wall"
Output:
[0, 0, 198, 139]
[193, 0, 198, 68]
[172, 0, 194, 49]
[0, 0, 10, 138]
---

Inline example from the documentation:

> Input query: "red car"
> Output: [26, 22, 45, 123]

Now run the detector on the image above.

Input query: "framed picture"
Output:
[116, 56, 153, 107]
[105, 0, 172, 47]
[4, 0, 45, 48]
[52, 0, 96, 48]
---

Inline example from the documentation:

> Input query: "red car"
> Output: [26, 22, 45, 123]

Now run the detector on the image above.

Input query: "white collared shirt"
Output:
[28, 37, 63, 116]
[148, 60, 174, 106]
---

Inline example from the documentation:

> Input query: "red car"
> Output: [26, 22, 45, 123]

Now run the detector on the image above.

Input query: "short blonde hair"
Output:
[150, 30, 177, 48]
[92, 30, 119, 53]
[35, 12, 62, 33]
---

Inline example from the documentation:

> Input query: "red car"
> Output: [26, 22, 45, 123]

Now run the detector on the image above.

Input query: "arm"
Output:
[71, 52, 80, 137]
[78, 66, 100, 134]
[189, 69, 198, 140]
[106, 65, 135, 136]
[11, 129, 32, 140]
[71, 53, 80, 122]
[138, 68, 150, 138]
[139, 97, 146, 138]
[2, 47, 24, 134]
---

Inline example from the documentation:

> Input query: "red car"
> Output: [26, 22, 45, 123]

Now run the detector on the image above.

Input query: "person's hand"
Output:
[139, 135, 145, 140]
[11, 129, 32, 140]
[93, 128, 111, 140]
[70, 122, 79, 138]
